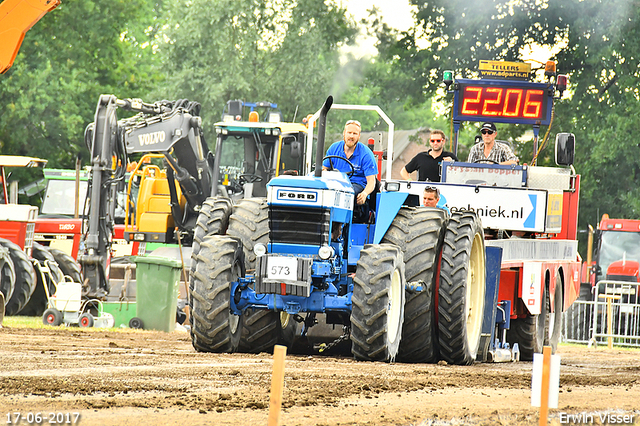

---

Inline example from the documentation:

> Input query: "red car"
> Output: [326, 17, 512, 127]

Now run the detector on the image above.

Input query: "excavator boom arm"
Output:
[0, 0, 60, 74]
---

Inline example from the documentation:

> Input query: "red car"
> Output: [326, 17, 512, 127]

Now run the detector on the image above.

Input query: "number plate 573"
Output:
[267, 257, 298, 281]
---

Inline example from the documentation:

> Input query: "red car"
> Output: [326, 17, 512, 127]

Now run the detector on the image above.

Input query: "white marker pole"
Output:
[531, 346, 561, 425]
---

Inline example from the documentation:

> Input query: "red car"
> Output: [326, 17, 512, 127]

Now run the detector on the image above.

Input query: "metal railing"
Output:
[562, 280, 640, 348]
[562, 300, 594, 343]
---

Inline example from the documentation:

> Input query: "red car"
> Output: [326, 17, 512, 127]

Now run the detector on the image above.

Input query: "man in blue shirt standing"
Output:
[322, 120, 378, 220]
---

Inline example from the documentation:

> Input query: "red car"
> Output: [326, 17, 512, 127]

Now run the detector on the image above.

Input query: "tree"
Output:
[0, 0, 164, 172]
[156, 0, 358, 138]
[374, 0, 640, 227]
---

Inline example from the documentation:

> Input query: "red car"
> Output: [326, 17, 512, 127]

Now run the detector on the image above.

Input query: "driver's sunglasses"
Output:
[430, 138, 443, 142]
[481, 130, 495, 135]
[345, 120, 361, 128]
[424, 185, 440, 195]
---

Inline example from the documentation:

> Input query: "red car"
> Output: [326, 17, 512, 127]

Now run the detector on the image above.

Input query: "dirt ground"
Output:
[0, 324, 639, 426]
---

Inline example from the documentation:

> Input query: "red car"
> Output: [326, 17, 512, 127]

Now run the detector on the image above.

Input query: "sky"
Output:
[340, 0, 416, 57]
[340, 0, 557, 63]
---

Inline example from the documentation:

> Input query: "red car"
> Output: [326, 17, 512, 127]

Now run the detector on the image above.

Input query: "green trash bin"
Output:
[132, 256, 183, 332]
[101, 301, 138, 328]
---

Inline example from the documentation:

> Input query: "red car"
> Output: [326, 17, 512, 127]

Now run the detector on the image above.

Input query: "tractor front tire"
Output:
[0, 249, 15, 305]
[438, 212, 486, 365]
[382, 206, 446, 363]
[49, 248, 82, 283]
[190, 235, 245, 353]
[351, 244, 405, 362]
[0, 239, 37, 316]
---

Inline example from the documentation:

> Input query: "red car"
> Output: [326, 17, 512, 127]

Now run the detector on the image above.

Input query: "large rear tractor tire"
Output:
[381, 206, 446, 363]
[0, 239, 37, 316]
[49, 248, 82, 283]
[508, 276, 563, 360]
[0, 247, 16, 305]
[227, 197, 296, 352]
[20, 243, 64, 317]
[438, 212, 486, 365]
[351, 244, 406, 362]
[190, 235, 245, 353]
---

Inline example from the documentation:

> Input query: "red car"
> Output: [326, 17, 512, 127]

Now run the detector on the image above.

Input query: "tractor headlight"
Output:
[386, 181, 400, 191]
[254, 243, 267, 257]
[318, 245, 334, 260]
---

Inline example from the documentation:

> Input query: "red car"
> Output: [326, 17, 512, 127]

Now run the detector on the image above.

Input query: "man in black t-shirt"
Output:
[400, 129, 458, 182]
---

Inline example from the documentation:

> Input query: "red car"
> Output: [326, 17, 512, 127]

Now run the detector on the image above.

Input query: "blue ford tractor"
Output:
[189, 96, 488, 364]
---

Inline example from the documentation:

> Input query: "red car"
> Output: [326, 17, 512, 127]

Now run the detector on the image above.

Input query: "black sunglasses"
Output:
[424, 185, 440, 194]
[481, 129, 495, 135]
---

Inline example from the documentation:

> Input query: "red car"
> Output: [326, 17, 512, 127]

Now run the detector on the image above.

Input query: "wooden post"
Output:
[74, 156, 81, 219]
[268, 345, 287, 426]
[598, 294, 621, 349]
[538, 346, 552, 426]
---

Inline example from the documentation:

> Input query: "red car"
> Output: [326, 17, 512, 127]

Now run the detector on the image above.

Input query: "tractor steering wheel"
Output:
[322, 155, 356, 176]
[238, 173, 264, 184]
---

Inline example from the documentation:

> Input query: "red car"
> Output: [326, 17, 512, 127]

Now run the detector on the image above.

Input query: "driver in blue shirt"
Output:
[322, 120, 378, 219]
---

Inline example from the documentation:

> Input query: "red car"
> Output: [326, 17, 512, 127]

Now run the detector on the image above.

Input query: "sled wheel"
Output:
[546, 274, 563, 352]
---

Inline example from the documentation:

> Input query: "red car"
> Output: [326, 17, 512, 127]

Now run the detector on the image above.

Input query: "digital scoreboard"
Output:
[452, 78, 554, 126]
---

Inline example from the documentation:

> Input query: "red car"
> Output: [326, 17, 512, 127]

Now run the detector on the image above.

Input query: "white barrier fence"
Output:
[562, 281, 640, 348]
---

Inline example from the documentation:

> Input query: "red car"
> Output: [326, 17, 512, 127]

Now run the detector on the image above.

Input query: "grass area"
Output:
[559, 341, 640, 352]
[1, 315, 136, 333]
[2, 316, 45, 329]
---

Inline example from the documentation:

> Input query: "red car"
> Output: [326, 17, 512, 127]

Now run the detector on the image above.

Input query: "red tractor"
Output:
[0, 156, 68, 319]
[582, 215, 640, 292]
[570, 215, 640, 342]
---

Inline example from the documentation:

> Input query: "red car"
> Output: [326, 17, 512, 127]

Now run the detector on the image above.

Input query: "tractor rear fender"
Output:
[372, 191, 409, 244]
